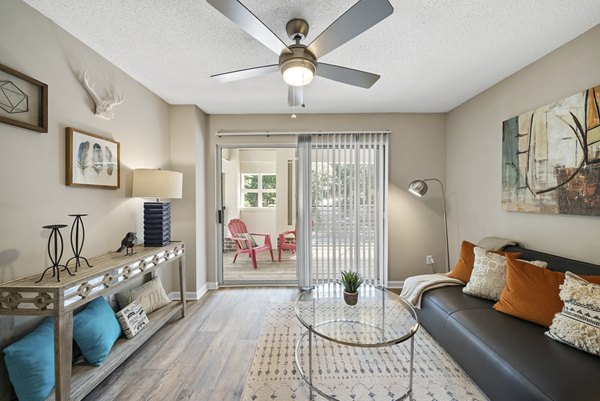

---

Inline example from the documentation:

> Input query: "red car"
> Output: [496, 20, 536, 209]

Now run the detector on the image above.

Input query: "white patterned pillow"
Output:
[546, 272, 600, 356]
[463, 247, 546, 301]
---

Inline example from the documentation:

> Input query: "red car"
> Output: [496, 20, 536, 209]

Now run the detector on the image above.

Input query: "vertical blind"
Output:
[297, 133, 388, 288]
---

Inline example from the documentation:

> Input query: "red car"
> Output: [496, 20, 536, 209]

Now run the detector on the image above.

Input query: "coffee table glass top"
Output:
[294, 282, 419, 347]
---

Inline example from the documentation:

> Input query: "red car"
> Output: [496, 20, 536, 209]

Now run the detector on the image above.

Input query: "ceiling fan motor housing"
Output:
[279, 45, 317, 86]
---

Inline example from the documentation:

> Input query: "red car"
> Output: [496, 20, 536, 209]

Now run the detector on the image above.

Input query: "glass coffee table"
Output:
[294, 282, 419, 401]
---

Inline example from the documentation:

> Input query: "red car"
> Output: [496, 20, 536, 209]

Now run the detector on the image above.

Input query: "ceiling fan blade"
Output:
[207, 0, 291, 55]
[211, 64, 279, 83]
[288, 86, 304, 107]
[316, 63, 380, 88]
[307, 0, 393, 59]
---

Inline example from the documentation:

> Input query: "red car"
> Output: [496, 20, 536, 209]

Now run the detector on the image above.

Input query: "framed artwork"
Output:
[502, 85, 600, 216]
[0, 63, 48, 133]
[66, 127, 120, 189]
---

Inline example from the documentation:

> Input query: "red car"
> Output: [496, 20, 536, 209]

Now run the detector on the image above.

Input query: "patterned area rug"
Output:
[242, 302, 488, 401]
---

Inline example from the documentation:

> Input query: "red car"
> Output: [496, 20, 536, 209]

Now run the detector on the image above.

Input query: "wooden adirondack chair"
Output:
[278, 229, 296, 261]
[228, 219, 274, 269]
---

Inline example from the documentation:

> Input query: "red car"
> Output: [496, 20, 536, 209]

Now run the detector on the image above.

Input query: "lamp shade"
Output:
[132, 169, 182, 199]
[408, 180, 428, 197]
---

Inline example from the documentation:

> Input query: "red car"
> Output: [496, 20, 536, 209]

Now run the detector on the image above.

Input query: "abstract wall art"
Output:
[502, 85, 600, 216]
[0, 63, 48, 133]
[66, 127, 120, 189]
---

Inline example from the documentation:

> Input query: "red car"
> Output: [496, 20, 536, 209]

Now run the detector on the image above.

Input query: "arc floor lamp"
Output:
[408, 178, 450, 272]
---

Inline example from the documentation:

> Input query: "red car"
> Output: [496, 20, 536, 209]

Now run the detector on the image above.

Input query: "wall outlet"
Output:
[426, 255, 434, 265]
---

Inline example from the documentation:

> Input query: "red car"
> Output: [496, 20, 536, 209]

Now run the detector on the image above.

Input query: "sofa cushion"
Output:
[116, 277, 171, 314]
[446, 307, 600, 401]
[463, 247, 509, 300]
[464, 247, 544, 301]
[423, 285, 493, 313]
[494, 257, 600, 328]
[447, 240, 477, 283]
[417, 286, 492, 348]
[448, 241, 523, 283]
[494, 256, 565, 327]
[3, 317, 55, 401]
[73, 297, 122, 366]
[546, 272, 600, 357]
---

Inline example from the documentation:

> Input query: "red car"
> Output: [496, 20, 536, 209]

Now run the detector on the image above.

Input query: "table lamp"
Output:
[132, 169, 183, 247]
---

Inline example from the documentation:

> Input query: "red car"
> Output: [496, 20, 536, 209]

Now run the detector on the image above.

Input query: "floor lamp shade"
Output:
[132, 169, 183, 247]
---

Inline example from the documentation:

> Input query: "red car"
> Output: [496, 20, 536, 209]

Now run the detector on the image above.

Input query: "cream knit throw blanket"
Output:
[400, 274, 464, 308]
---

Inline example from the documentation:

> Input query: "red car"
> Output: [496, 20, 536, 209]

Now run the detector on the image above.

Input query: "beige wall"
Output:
[0, 1, 171, 338]
[446, 24, 600, 265]
[170, 105, 209, 294]
[194, 107, 209, 290]
[175, 105, 210, 293]
[206, 113, 447, 285]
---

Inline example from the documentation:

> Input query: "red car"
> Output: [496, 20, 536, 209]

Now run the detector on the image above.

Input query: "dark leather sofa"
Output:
[417, 246, 600, 401]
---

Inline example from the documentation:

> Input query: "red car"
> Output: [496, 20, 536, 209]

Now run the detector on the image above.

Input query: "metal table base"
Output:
[294, 327, 415, 401]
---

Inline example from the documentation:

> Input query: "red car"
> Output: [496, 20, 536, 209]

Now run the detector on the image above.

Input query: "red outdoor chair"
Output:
[278, 229, 296, 261]
[228, 218, 274, 269]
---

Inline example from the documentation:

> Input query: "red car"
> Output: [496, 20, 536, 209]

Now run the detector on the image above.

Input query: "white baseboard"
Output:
[206, 282, 219, 290]
[169, 283, 214, 301]
[386, 280, 404, 289]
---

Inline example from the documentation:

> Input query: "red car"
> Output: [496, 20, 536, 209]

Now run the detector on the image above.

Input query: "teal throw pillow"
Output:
[73, 297, 122, 366]
[3, 317, 55, 401]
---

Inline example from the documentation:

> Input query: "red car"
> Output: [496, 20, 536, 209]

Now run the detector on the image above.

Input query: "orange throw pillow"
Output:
[494, 257, 564, 327]
[494, 256, 600, 327]
[447, 241, 521, 283]
[447, 241, 476, 283]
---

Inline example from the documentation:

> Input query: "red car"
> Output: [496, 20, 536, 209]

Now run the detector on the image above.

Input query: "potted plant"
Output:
[340, 271, 363, 306]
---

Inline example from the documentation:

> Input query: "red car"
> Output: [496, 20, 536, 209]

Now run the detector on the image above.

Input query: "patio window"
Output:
[241, 174, 276, 208]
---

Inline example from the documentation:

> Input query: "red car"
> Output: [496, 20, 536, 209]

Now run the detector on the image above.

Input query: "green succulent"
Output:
[340, 271, 363, 293]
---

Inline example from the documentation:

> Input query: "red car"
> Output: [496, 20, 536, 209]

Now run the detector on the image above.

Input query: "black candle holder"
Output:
[65, 214, 93, 271]
[36, 224, 75, 283]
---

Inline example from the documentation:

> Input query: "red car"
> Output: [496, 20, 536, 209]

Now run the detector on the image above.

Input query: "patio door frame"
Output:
[216, 143, 299, 286]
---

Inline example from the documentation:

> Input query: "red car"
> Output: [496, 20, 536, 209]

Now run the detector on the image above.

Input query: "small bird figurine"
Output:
[117, 232, 137, 256]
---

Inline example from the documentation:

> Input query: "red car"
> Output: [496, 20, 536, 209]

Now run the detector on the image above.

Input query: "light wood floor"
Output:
[85, 288, 300, 401]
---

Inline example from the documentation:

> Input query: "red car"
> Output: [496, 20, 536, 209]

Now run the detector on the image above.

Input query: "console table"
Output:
[0, 242, 186, 401]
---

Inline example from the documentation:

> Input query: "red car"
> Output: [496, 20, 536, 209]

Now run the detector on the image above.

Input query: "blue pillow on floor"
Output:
[73, 297, 122, 366]
[3, 317, 55, 401]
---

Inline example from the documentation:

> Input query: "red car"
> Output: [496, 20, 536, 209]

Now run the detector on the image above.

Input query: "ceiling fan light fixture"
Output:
[281, 58, 316, 87]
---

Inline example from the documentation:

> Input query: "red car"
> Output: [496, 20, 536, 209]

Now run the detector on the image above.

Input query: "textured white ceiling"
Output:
[23, 0, 600, 114]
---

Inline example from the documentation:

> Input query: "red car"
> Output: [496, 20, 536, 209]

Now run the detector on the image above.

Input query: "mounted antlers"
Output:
[82, 69, 124, 120]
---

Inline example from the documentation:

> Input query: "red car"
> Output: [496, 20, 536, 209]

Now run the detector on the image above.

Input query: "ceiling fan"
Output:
[207, 0, 394, 108]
